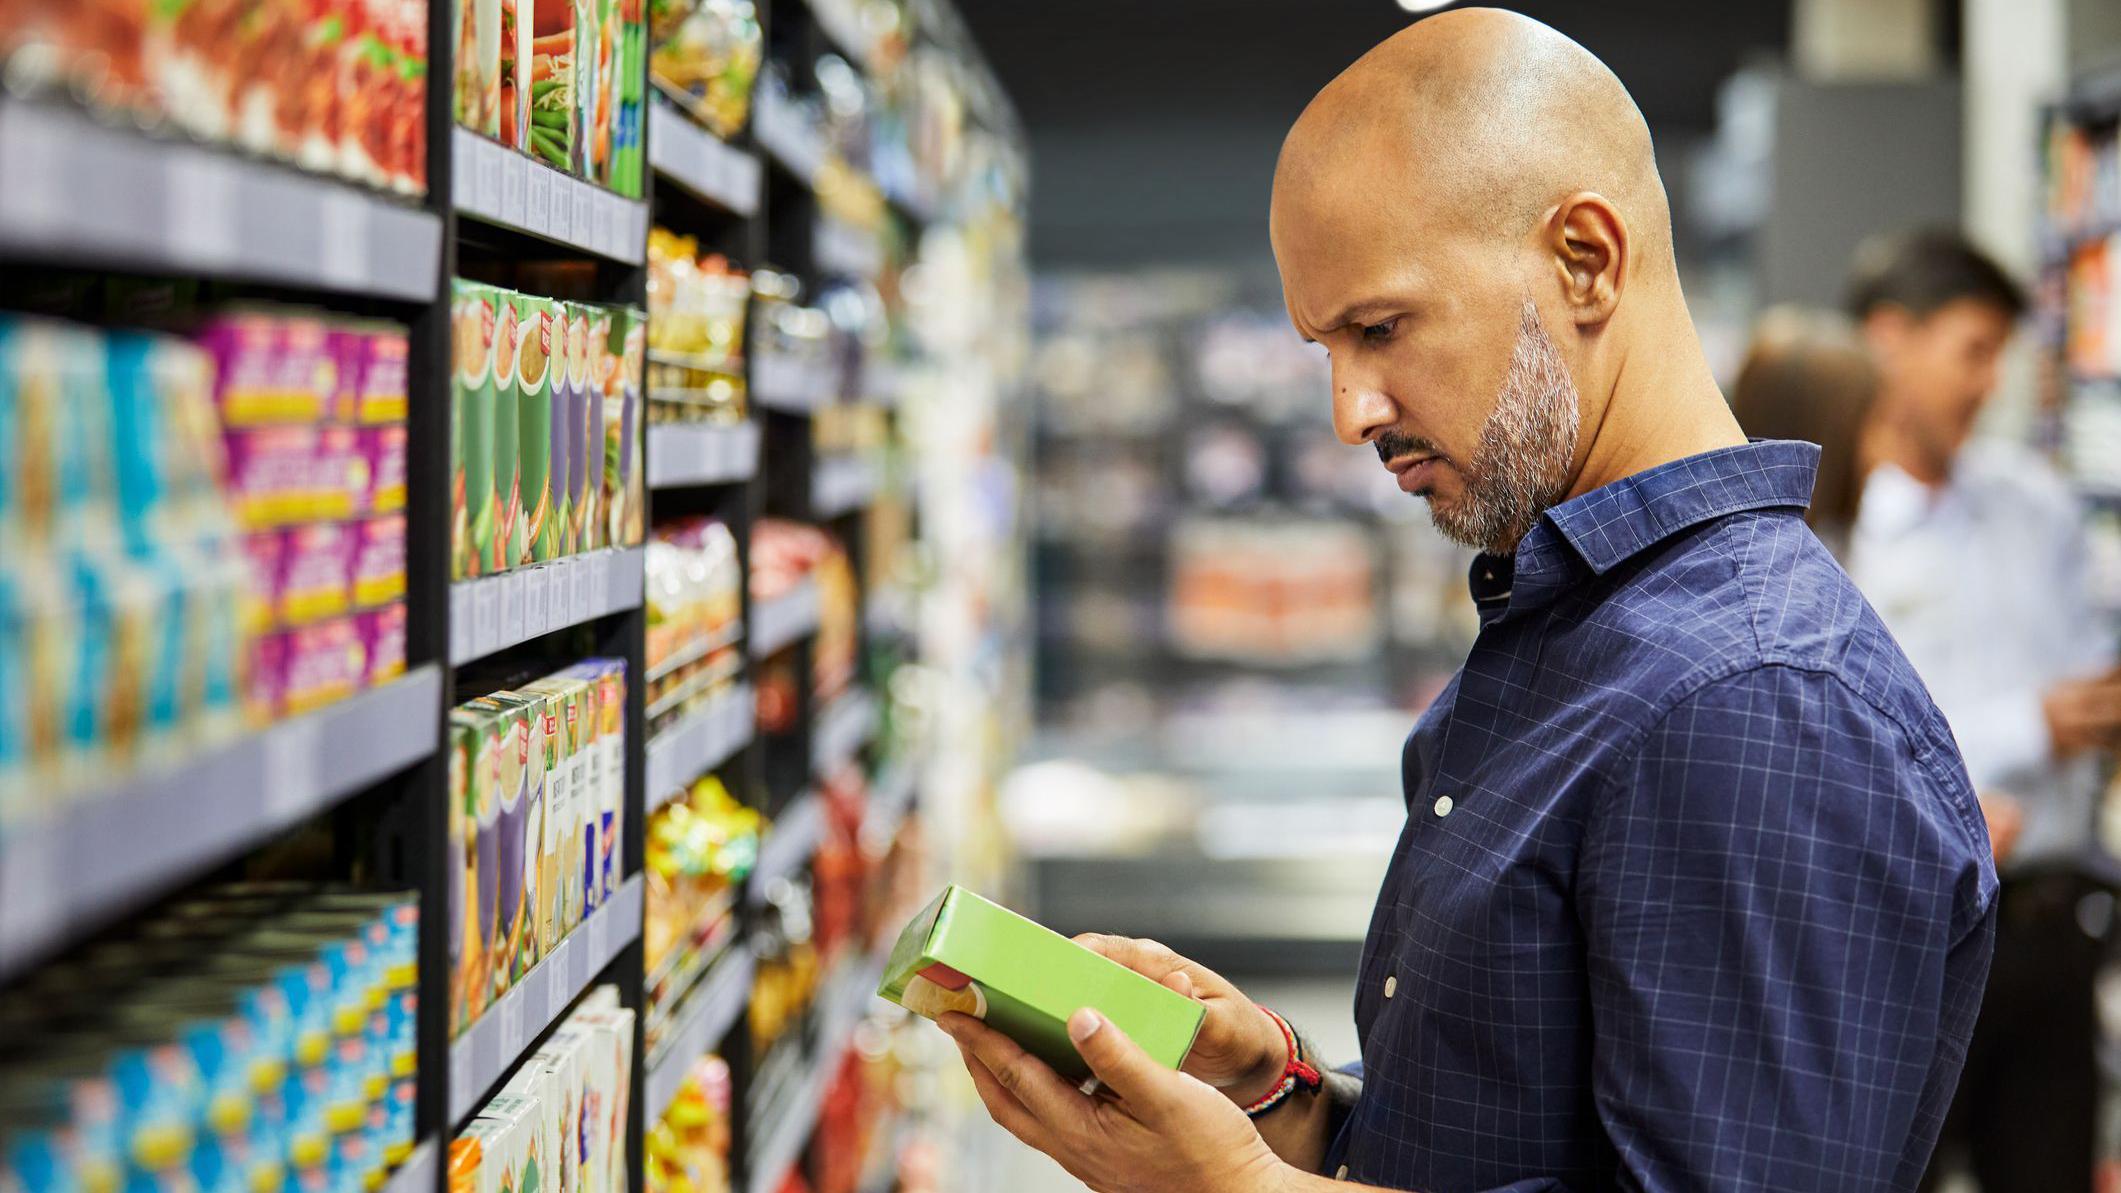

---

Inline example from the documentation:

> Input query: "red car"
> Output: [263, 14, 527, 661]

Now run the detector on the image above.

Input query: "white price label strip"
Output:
[473, 582, 499, 658]
[502, 157, 527, 226]
[477, 139, 502, 214]
[168, 152, 237, 267]
[498, 989, 525, 1060]
[501, 574, 525, 645]
[451, 585, 471, 663]
[546, 938, 571, 1010]
[523, 568, 548, 635]
[262, 717, 323, 825]
[318, 193, 368, 289]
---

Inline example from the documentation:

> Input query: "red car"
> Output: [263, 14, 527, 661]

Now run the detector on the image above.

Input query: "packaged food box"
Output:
[450, 707, 499, 1033]
[199, 312, 322, 427]
[351, 515, 408, 610]
[578, 308, 610, 552]
[561, 303, 592, 559]
[314, 424, 360, 522]
[502, 0, 530, 150]
[546, 301, 578, 562]
[453, 281, 502, 580]
[355, 602, 406, 688]
[513, 292, 559, 565]
[355, 423, 409, 517]
[222, 425, 322, 531]
[525, 0, 578, 172]
[566, 999, 633, 1193]
[455, 0, 504, 137]
[880, 886, 1206, 1084]
[494, 292, 527, 572]
[278, 521, 357, 626]
[565, 658, 625, 906]
[605, 308, 645, 547]
[521, 674, 591, 934]
[523, 1027, 585, 1193]
[356, 328, 410, 425]
[467, 692, 542, 986]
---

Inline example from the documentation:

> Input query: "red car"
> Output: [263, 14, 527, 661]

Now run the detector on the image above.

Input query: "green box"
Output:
[879, 886, 1205, 1084]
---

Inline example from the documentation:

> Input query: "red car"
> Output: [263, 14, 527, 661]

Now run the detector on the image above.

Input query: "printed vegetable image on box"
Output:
[452, 281, 499, 580]
[456, 0, 502, 136]
[880, 886, 1205, 1084]
[494, 292, 526, 573]
[527, 0, 578, 171]
[513, 292, 559, 565]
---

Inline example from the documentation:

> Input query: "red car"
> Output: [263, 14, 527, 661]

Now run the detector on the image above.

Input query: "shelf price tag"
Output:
[572, 557, 593, 624]
[497, 988, 525, 1062]
[450, 586, 471, 663]
[500, 573, 526, 646]
[573, 188, 593, 252]
[167, 151, 237, 268]
[448, 1052, 471, 1121]
[501, 157, 527, 227]
[587, 904, 609, 965]
[527, 169, 551, 235]
[472, 581, 499, 658]
[0, 838, 60, 956]
[476, 137, 501, 214]
[546, 937, 571, 1010]
[522, 567, 548, 636]
[262, 716, 323, 825]
[318, 191, 368, 290]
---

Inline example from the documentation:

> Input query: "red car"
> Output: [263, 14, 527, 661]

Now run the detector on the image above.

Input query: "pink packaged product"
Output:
[199, 312, 325, 426]
[328, 326, 368, 423]
[280, 521, 358, 626]
[356, 603, 408, 688]
[278, 317, 336, 420]
[314, 425, 359, 522]
[358, 330, 411, 424]
[351, 516, 408, 610]
[246, 632, 288, 723]
[282, 617, 362, 716]
[222, 426, 323, 531]
[353, 425, 409, 517]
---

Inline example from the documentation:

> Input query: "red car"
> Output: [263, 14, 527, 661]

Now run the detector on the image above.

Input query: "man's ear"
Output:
[1858, 305, 1913, 358]
[1544, 192, 1626, 328]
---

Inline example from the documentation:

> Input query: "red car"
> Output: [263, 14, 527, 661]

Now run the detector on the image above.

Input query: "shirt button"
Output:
[1433, 794, 1454, 817]
[1336, 1165, 1350, 1181]
[1384, 974, 1398, 999]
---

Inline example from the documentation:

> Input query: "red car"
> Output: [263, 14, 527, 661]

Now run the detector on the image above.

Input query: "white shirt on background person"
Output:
[1849, 438, 2112, 869]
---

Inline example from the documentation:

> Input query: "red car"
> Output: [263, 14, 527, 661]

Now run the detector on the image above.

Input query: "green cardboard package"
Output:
[879, 886, 1205, 1084]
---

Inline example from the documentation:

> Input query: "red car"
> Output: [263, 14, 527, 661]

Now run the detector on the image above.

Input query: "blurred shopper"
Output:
[1727, 305, 1880, 553]
[1840, 228, 2119, 1193]
[936, 11, 1996, 1193]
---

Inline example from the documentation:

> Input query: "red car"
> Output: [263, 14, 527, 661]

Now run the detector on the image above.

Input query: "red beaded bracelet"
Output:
[1241, 1006, 1324, 1118]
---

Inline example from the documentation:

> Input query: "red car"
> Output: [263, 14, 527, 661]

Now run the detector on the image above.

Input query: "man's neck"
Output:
[1566, 325, 1746, 502]
[1860, 412, 1950, 490]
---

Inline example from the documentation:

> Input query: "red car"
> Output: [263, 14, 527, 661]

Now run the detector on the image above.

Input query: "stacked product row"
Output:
[450, 281, 646, 581]
[1, 887, 418, 1193]
[645, 1054, 732, 1193]
[648, 0, 759, 139]
[448, 661, 630, 1035]
[645, 519, 743, 736]
[644, 776, 756, 1030]
[0, 0, 429, 193]
[646, 231, 749, 426]
[451, 988, 637, 1193]
[449, 0, 646, 192]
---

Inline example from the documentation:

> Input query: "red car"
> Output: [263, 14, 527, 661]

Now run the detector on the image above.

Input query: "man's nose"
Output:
[1330, 362, 1398, 446]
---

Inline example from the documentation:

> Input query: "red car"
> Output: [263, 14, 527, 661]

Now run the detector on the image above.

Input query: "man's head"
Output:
[1270, 8, 1683, 553]
[1844, 229, 2025, 481]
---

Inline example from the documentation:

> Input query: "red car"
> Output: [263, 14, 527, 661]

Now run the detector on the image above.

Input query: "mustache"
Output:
[1375, 430, 1445, 467]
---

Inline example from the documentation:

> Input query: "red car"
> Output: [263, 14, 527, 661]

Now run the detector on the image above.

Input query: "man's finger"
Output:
[1068, 1008, 1179, 1122]
[956, 1040, 1065, 1155]
[1161, 969, 1195, 998]
[939, 1011, 1095, 1132]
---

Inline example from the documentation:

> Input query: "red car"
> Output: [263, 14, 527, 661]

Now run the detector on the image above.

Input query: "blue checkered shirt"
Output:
[1324, 441, 1998, 1192]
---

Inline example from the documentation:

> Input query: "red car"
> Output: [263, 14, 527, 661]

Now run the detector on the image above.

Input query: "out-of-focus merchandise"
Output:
[750, 271, 833, 387]
[0, 886, 418, 1193]
[206, 309, 412, 721]
[748, 875, 818, 1059]
[750, 520, 852, 694]
[645, 1053, 730, 1193]
[812, 769, 867, 961]
[450, 280, 645, 580]
[647, 0, 760, 140]
[451, 986, 635, 1193]
[448, 659, 630, 1038]
[646, 518, 742, 733]
[451, 0, 647, 194]
[0, 0, 428, 194]
[1167, 518, 1380, 666]
[646, 233, 749, 425]
[644, 775, 756, 1020]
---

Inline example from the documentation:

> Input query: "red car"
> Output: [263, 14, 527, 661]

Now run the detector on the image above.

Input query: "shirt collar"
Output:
[1472, 439, 1820, 624]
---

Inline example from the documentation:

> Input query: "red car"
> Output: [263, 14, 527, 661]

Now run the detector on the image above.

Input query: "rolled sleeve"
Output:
[1578, 666, 1996, 1193]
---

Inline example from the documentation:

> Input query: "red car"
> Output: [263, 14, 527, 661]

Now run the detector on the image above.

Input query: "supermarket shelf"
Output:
[649, 98, 763, 217]
[449, 874, 645, 1125]
[449, 547, 647, 666]
[0, 99, 441, 301]
[811, 454, 879, 518]
[643, 944, 759, 1124]
[745, 948, 890, 1193]
[0, 666, 442, 980]
[754, 88, 825, 183]
[861, 762, 917, 851]
[812, 688, 877, 776]
[646, 683, 757, 811]
[751, 792, 828, 897]
[804, 0, 877, 71]
[864, 584, 911, 637]
[751, 579, 823, 658]
[815, 217, 884, 279]
[451, 129, 648, 265]
[649, 420, 762, 488]
[753, 353, 836, 413]
[380, 1139, 439, 1193]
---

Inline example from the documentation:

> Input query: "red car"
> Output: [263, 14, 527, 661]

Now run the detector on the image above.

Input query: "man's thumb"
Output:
[1069, 1008, 1170, 1116]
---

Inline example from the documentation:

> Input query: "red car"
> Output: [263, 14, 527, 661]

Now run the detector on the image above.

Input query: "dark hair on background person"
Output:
[1843, 227, 2028, 322]
[1728, 307, 1879, 550]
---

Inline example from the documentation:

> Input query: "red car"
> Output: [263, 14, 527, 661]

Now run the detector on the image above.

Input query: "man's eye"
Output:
[1361, 319, 1398, 343]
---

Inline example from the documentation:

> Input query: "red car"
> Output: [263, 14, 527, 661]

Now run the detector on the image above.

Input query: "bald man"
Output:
[938, 11, 1997, 1192]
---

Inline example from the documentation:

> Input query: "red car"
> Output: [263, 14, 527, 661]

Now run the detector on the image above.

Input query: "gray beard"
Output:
[1426, 300, 1581, 554]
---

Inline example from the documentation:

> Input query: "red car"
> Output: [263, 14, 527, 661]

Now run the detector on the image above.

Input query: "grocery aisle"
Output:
[0, 2, 1026, 1193]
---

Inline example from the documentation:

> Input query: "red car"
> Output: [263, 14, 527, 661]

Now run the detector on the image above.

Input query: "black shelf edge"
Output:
[750, 580, 822, 658]
[448, 547, 648, 666]
[0, 98, 441, 301]
[447, 873, 645, 1124]
[0, 665, 443, 980]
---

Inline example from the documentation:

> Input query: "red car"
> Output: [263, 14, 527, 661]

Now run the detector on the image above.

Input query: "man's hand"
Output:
[1074, 934, 1289, 1105]
[2044, 668, 2121, 757]
[939, 1006, 1289, 1193]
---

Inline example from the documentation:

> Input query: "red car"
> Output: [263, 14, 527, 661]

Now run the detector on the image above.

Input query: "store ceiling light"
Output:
[1396, 0, 1455, 11]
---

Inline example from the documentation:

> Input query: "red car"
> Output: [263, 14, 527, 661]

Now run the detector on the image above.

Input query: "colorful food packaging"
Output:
[453, 281, 501, 580]
[520, 676, 586, 936]
[455, 0, 503, 137]
[280, 615, 361, 717]
[565, 658, 626, 907]
[354, 601, 405, 687]
[351, 515, 408, 610]
[567, 999, 634, 1193]
[562, 303, 593, 558]
[354, 423, 409, 517]
[355, 326, 410, 425]
[450, 705, 501, 1031]
[494, 292, 527, 572]
[276, 520, 357, 625]
[604, 308, 645, 547]
[578, 308, 610, 552]
[467, 692, 540, 987]
[547, 301, 578, 562]
[880, 885, 1207, 1085]
[512, 292, 558, 565]
[526, 0, 579, 171]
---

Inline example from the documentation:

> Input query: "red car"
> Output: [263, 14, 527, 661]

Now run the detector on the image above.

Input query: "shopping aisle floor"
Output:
[986, 975, 1360, 1192]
